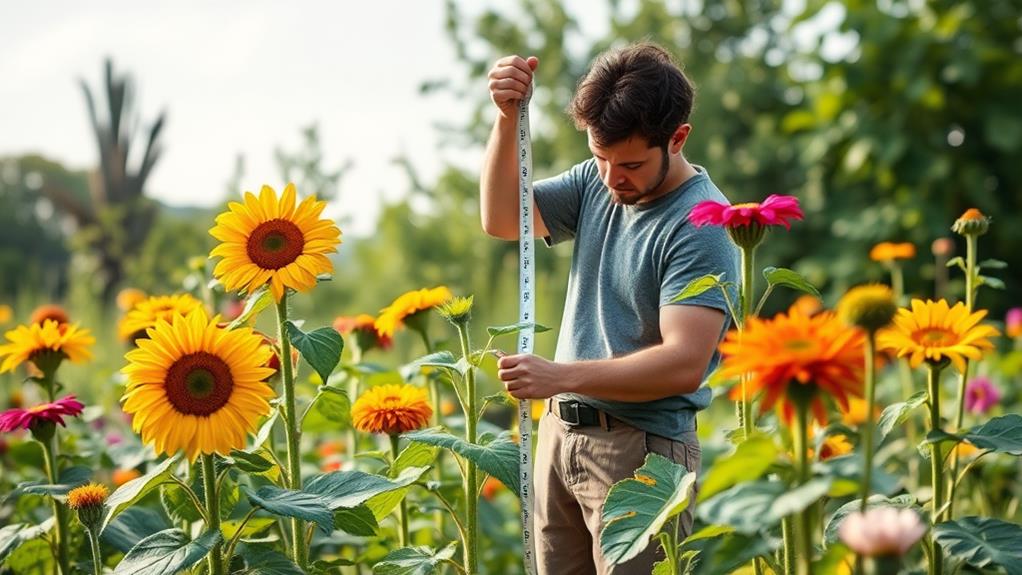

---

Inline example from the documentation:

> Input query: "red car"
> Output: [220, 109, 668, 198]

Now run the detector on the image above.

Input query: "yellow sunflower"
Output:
[116, 288, 148, 312]
[118, 294, 205, 341]
[0, 320, 94, 373]
[121, 309, 275, 461]
[375, 286, 453, 338]
[877, 299, 999, 373]
[352, 384, 432, 435]
[209, 184, 341, 302]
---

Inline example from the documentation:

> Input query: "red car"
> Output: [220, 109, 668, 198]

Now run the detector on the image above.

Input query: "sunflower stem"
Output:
[859, 333, 878, 513]
[739, 244, 756, 441]
[347, 344, 363, 461]
[201, 455, 225, 575]
[948, 234, 977, 521]
[782, 515, 795, 575]
[39, 433, 71, 575]
[86, 527, 103, 575]
[456, 324, 479, 575]
[927, 364, 945, 575]
[389, 434, 410, 547]
[275, 297, 306, 568]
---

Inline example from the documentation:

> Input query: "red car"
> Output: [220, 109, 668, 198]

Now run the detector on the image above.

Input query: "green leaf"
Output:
[236, 543, 305, 575]
[600, 453, 697, 565]
[481, 392, 516, 410]
[227, 285, 273, 329]
[946, 256, 966, 270]
[17, 465, 92, 500]
[699, 477, 830, 535]
[877, 391, 928, 441]
[404, 427, 520, 496]
[285, 321, 344, 384]
[102, 455, 181, 532]
[689, 531, 776, 575]
[927, 414, 1022, 455]
[762, 267, 821, 297]
[814, 454, 900, 498]
[979, 258, 1008, 269]
[160, 482, 204, 524]
[670, 274, 725, 303]
[0, 520, 52, 564]
[979, 276, 1006, 290]
[101, 508, 170, 554]
[112, 529, 220, 575]
[333, 505, 379, 536]
[222, 518, 275, 540]
[402, 351, 460, 378]
[243, 485, 334, 534]
[934, 517, 1022, 575]
[823, 494, 916, 545]
[698, 435, 778, 502]
[303, 385, 352, 432]
[485, 321, 551, 337]
[305, 465, 429, 512]
[391, 443, 439, 478]
[372, 541, 459, 575]
[5, 538, 52, 575]
[228, 449, 275, 473]
[252, 412, 279, 449]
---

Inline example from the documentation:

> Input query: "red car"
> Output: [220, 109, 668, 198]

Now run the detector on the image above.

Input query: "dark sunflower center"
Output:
[246, 219, 305, 270]
[918, 328, 954, 347]
[165, 351, 234, 416]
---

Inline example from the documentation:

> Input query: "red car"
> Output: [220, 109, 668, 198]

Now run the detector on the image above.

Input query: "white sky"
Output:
[0, 1, 510, 236]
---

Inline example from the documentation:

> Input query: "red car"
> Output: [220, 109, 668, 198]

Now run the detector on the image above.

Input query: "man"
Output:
[480, 43, 739, 574]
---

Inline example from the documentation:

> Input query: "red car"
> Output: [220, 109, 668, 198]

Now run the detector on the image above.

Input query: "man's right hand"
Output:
[488, 55, 539, 119]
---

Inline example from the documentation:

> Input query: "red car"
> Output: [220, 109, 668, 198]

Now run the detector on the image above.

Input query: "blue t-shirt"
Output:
[534, 159, 739, 441]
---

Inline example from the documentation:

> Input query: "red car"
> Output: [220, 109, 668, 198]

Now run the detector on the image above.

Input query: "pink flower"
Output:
[0, 395, 84, 432]
[1006, 307, 1022, 339]
[838, 507, 926, 557]
[688, 194, 804, 230]
[964, 376, 1001, 415]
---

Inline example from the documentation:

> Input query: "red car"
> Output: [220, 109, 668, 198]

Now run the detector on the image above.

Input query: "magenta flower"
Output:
[688, 194, 804, 230]
[0, 395, 84, 432]
[964, 376, 1001, 415]
[838, 507, 926, 557]
[1006, 307, 1022, 338]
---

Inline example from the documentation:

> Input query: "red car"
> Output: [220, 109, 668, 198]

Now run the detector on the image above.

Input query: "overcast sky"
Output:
[0, 1, 509, 236]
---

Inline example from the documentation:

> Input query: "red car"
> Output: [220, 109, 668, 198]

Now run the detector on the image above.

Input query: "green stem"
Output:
[390, 435, 410, 547]
[457, 325, 478, 575]
[739, 245, 756, 441]
[275, 297, 306, 567]
[40, 435, 70, 575]
[347, 344, 363, 459]
[793, 403, 813, 575]
[782, 516, 796, 575]
[890, 264, 905, 306]
[202, 455, 225, 575]
[859, 333, 877, 513]
[927, 365, 945, 575]
[86, 528, 102, 575]
[948, 234, 977, 521]
[223, 507, 260, 568]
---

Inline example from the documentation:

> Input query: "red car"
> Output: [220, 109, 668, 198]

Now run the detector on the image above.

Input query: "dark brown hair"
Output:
[568, 42, 695, 149]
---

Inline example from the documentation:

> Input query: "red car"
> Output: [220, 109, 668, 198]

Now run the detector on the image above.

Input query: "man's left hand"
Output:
[497, 353, 569, 399]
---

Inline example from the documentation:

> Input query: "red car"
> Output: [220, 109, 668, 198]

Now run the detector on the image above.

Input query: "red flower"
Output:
[0, 395, 84, 432]
[688, 194, 803, 230]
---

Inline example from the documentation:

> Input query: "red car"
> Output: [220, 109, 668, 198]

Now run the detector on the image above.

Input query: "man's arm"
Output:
[498, 305, 727, 401]
[480, 55, 549, 240]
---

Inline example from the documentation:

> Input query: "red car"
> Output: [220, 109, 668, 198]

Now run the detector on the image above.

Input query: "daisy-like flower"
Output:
[0, 396, 84, 432]
[869, 242, 916, 263]
[209, 184, 342, 302]
[333, 314, 392, 352]
[116, 288, 148, 312]
[375, 286, 454, 338]
[67, 483, 108, 510]
[0, 320, 94, 373]
[838, 507, 927, 557]
[718, 307, 864, 425]
[1005, 308, 1022, 339]
[117, 294, 205, 341]
[688, 194, 803, 249]
[351, 384, 433, 435]
[951, 208, 990, 237]
[29, 304, 70, 326]
[837, 284, 897, 333]
[121, 309, 276, 461]
[964, 376, 1001, 415]
[877, 299, 1000, 373]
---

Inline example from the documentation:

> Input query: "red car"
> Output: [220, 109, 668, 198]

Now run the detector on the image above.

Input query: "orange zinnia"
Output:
[351, 384, 432, 435]
[869, 242, 915, 262]
[719, 307, 864, 425]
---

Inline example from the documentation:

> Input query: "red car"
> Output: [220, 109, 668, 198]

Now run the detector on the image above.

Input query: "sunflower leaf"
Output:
[401, 351, 460, 380]
[112, 529, 220, 575]
[101, 508, 169, 554]
[484, 322, 551, 337]
[228, 449, 275, 473]
[242, 485, 334, 534]
[15, 465, 92, 502]
[285, 322, 344, 384]
[927, 414, 1022, 455]
[372, 541, 459, 575]
[403, 427, 520, 496]
[333, 505, 379, 537]
[671, 274, 725, 303]
[762, 267, 821, 297]
[877, 391, 928, 442]
[935, 517, 1022, 575]
[102, 455, 182, 533]
[698, 434, 778, 502]
[303, 465, 429, 510]
[236, 543, 305, 575]
[227, 285, 273, 329]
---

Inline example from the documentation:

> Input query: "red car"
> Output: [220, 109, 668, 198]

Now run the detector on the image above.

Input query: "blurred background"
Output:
[2, 0, 1020, 362]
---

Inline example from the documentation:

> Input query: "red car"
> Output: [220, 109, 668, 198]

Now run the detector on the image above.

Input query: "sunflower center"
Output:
[165, 352, 234, 416]
[246, 219, 305, 270]
[918, 328, 955, 347]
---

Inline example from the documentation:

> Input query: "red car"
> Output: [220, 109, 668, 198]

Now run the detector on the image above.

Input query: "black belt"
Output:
[554, 399, 615, 428]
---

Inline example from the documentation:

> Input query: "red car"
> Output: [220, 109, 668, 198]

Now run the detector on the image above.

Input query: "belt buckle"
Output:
[558, 400, 581, 426]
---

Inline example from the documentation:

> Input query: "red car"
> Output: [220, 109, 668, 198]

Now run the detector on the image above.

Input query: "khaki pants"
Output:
[534, 406, 701, 575]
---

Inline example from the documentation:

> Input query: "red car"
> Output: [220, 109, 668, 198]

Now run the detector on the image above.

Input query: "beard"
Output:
[608, 147, 671, 206]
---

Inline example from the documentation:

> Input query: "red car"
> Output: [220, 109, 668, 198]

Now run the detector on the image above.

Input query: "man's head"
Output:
[568, 43, 695, 204]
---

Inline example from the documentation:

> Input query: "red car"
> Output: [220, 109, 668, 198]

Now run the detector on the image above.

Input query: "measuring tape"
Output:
[517, 82, 538, 575]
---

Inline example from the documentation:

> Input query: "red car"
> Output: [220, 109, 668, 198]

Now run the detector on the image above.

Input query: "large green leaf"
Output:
[364, 443, 441, 521]
[699, 477, 831, 535]
[5, 538, 52, 575]
[101, 508, 170, 554]
[221, 517, 276, 540]
[402, 351, 461, 378]
[102, 455, 181, 532]
[227, 285, 272, 329]
[303, 465, 428, 510]
[285, 321, 344, 383]
[403, 427, 520, 496]
[877, 391, 927, 441]
[15, 466, 92, 501]
[599, 453, 697, 565]
[928, 414, 1022, 456]
[934, 517, 1022, 575]
[814, 454, 900, 497]
[242, 485, 334, 534]
[333, 505, 379, 536]
[823, 495, 917, 545]
[302, 385, 352, 432]
[762, 267, 821, 297]
[0, 519, 52, 564]
[689, 531, 776, 575]
[698, 435, 778, 502]
[484, 321, 551, 337]
[372, 542, 459, 575]
[112, 529, 220, 575]
[670, 273, 725, 302]
[228, 449, 275, 473]
[237, 543, 304, 575]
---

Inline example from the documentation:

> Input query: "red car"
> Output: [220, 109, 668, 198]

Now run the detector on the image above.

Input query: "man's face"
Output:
[588, 133, 670, 206]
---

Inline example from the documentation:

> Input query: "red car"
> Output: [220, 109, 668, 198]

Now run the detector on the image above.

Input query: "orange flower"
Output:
[818, 434, 854, 461]
[792, 295, 823, 317]
[67, 483, 109, 510]
[29, 304, 69, 326]
[112, 468, 141, 487]
[869, 242, 915, 262]
[334, 313, 391, 351]
[352, 384, 432, 435]
[841, 396, 881, 427]
[719, 307, 864, 425]
[481, 476, 504, 501]
[951, 208, 989, 236]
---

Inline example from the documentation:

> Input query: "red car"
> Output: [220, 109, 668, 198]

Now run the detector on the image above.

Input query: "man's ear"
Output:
[670, 124, 692, 154]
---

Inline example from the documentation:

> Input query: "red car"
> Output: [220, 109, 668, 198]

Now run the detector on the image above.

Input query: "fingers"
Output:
[488, 55, 536, 108]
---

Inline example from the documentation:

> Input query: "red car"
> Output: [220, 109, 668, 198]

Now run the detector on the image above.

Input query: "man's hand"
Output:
[488, 55, 539, 119]
[497, 352, 568, 400]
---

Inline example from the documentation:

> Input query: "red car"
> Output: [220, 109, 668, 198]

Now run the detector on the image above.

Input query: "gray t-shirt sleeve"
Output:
[659, 223, 739, 315]
[533, 161, 589, 246]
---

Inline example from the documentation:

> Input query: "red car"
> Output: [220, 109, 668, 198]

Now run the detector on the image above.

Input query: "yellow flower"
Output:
[351, 384, 432, 435]
[953, 441, 981, 460]
[877, 299, 999, 373]
[121, 309, 275, 462]
[209, 184, 342, 302]
[869, 242, 915, 262]
[437, 295, 474, 326]
[818, 434, 854, 461]
[67, 483, 109, 510]
[0, 320, 94, 373]
[118, 294, 205, 341]
[0, 304, 12, 325]
[116, 288, 148, 312]
[837, 284, 897, 333]
[841, 396, 880, 427]
[375, 286, 454, 338]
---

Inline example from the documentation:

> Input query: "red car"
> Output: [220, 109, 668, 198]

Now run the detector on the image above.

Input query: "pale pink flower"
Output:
[838, 507, 927, 557]
[964, 376, 1001, 415]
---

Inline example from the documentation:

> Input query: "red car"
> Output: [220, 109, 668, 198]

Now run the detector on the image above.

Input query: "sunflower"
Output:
[837, 284, 897, 333]
[375, 286, 453, 338]
[121, 309, 275, 461]
[118, 294, 205, 341]
[718, 307, 864, 425]
[0, 320, 94, 373]
[869, 242, 915, 262]
[351, 384, 432, 435]
[877, 299, 999, 373]
[116, 288, 148, 312]
[209, 184, 341, 302]
[333, 314, 391, 351]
